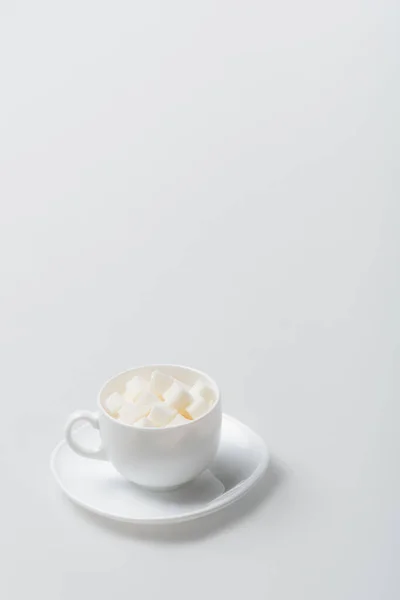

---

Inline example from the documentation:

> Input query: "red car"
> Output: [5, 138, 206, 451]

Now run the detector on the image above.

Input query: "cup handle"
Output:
[65, 410, 107, 460]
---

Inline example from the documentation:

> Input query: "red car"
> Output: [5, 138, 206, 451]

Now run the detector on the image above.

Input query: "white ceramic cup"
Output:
[65, 364, 222, 490]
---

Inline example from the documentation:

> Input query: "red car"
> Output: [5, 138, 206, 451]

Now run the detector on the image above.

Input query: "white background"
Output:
[0, 1, 398, 598]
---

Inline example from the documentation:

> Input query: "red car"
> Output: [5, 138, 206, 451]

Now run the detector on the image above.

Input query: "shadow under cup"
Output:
[98, 365, 222, 490]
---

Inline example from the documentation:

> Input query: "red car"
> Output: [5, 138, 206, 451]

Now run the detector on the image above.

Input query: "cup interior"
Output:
[99, 364, 220, 412]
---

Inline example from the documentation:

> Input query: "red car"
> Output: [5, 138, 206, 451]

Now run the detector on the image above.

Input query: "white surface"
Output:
[0, 1, 398, 599]
[51, 415, 268, 523]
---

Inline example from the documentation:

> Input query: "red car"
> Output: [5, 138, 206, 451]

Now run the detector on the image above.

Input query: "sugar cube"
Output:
[148, 370, 175, 398]
[164, 381, 193, 411]
[124, 376, 147, 402]
[147, 403, 177, 427]
[190, 379, 215, 404]
[104, 392, 125, 417]
[118, 402, 149, 425]
[135, 390, 163, 409]
[186, 395, 210, 420]
[167, 413, 191, 427]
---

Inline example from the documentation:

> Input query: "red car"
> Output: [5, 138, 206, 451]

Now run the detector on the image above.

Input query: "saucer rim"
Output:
[50, 413, 269, 525]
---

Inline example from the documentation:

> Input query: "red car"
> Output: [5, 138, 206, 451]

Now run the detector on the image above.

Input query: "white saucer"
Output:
[51, 414, 269, 524]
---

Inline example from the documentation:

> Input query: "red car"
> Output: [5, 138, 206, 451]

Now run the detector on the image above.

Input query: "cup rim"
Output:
[97, 363, 221, 431]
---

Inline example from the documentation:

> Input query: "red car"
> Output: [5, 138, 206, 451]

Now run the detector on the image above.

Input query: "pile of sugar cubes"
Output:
[104, 370, 215, 428]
